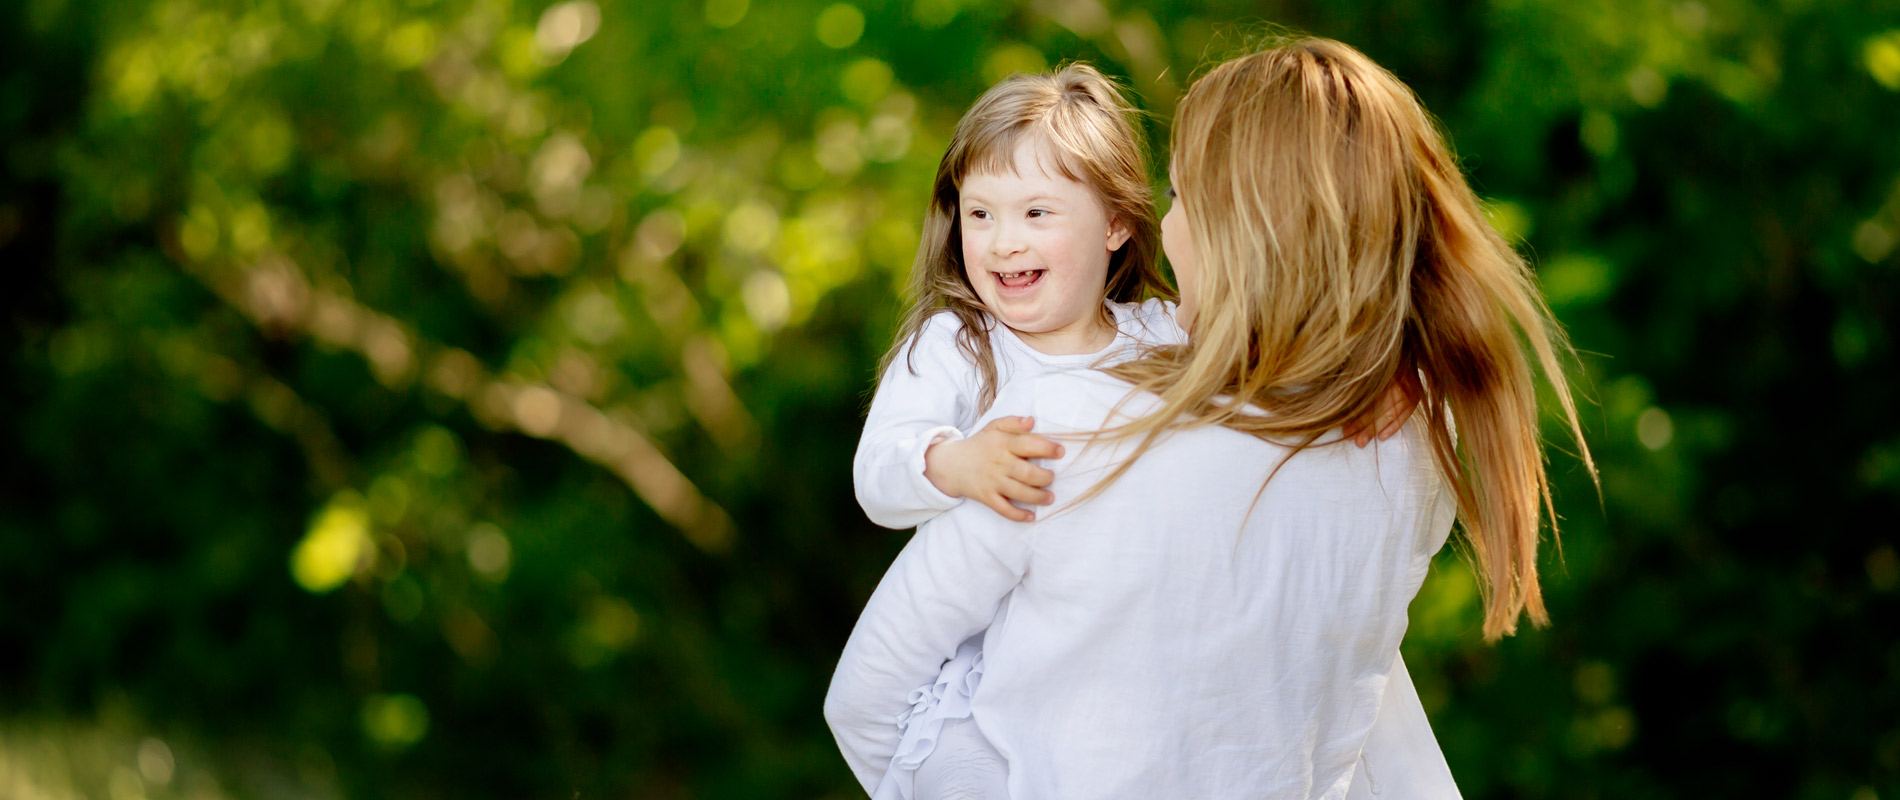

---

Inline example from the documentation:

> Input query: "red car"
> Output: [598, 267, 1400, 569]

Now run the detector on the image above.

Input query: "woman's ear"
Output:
[1105, 216, 1132, 252]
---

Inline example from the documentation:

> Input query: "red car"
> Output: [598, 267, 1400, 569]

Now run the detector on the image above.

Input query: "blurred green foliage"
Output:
[2, 0, 1897, 797]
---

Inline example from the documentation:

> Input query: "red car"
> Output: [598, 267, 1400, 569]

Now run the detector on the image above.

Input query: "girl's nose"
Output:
[988, 223, 1027, 259]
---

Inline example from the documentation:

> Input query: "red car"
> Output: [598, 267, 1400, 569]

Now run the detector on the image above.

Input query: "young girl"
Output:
[848, 65, 1419, 798]
[848, 63, 1172, 799]
[852, 64, 1177, 533]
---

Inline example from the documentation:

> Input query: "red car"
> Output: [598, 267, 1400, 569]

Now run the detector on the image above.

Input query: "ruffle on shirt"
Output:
[872, 634, 986, 800]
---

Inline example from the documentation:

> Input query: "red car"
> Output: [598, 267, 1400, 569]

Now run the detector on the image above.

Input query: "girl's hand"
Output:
[923, 416, 1065, 522]
[1345, 369, 1423, 447]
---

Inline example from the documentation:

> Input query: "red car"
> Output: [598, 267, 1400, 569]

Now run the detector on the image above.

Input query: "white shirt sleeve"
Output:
[826, 379, 1041, 792]
[852, 314, 982, 530]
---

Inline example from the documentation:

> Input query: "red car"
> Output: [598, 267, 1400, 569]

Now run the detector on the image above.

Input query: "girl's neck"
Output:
[1009, 307, 1118, 356]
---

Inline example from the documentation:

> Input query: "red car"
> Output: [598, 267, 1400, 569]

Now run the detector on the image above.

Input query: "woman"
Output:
[826, 37, 1593, 798]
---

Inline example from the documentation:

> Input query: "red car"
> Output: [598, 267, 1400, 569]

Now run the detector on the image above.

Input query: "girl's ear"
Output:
[1105, 216, 1132, 252]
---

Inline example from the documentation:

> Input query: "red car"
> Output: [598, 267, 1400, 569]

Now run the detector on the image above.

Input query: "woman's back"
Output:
[827, 369, 1455, 798]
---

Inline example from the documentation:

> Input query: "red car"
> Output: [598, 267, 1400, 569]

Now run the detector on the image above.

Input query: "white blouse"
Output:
[852, 299, 1182, 531]
[827, 370, 1462, 799]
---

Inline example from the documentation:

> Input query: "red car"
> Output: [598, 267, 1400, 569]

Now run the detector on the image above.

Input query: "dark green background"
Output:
[3, 0, 1897, 797]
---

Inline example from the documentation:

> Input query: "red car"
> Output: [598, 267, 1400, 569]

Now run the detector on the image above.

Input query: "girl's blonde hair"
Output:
[881, 63, 1176, 409]
[1102, 38, 1595, 640]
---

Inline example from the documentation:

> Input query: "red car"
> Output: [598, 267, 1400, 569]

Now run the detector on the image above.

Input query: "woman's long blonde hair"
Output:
[1103, 38, 1595, 640]
[881, 64, 1176, 409]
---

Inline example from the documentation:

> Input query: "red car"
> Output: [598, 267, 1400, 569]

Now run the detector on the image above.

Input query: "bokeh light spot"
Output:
[1853, 220, 1896, 263]
[513, 385, 563, 437]
[368, 474, 412, 525]
[413, 426, 462, 477]
[568, 289, 625, 344]
[723, 200, 780, 254]
[815, 4, 865, 49]
[705, 0, 748, 28]
[1580, 110, 1618, 156]
[983, 43, 1046, 84]
[1574, 661, 1616, 704]
[178, 205, 220, 261]
[1539, 254, 1613, 307]
[634, 126, 682, 179]
[1482, 199, 1533, 242]
[109, 41, 160, 112]
[360, 693, 429, 749]
[1637, 407, 1674, 451]
[1866, 33, 1900, 91]
[840, 57, 894, 105]
[912, 0, 960, 29]
[742, 270, 791, 331]
[496, 26, 543, 79]
[535, 1, 601, 63]
[864, 113, 912, 162]
[814, 116, 862, 175]
[245, 112, 295, 175]
[136, 738, 174, 785]
[467, 523, 512, 580]
[632, 208, 688, 265]
[228, 203, 271, 255]
[291, 493, 372, 594]
[384, 20, 438, 69]
[569, 596, 642, 667]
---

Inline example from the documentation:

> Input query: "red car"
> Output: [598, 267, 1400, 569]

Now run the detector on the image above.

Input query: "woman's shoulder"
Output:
[1111, 298, 1186, 345]
[990, 369, 1160, 431]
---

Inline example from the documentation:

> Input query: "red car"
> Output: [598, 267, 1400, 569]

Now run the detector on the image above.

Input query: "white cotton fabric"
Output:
[912, 717, 1011, 800]
[827, 369, 1463, 799]
[876, 634, 987, 800]
[852, 299, 1182, 531]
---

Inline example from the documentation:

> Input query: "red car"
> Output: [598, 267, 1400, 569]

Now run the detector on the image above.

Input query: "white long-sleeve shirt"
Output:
[827, 370, 1460, 799]
[852, 299, 1182, 530]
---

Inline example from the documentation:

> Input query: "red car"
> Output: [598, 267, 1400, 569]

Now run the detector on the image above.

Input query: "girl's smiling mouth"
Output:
[994, 269, 1047, 291]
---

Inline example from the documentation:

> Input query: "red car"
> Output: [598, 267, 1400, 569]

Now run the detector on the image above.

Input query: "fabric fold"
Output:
[873, 634, 987, 800]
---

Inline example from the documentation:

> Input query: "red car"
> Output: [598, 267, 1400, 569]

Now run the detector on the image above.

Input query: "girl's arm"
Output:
[854, 315, 1059, 528]
[853, 316, 979, 529]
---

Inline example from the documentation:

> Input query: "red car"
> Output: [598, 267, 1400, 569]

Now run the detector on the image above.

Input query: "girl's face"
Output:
[959, 136, 1130, 348]
[1160, 161, 1199, 330]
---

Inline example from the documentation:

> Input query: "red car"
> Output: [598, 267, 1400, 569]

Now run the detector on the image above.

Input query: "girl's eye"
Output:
[1027, 209, 1047, 218]
[968, 209, 988, 220]
[1164, 186, 1177, 200]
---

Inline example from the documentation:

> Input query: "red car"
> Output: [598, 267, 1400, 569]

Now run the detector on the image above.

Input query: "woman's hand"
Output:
[923, 416, 1065, 522]
[1344, 369, 1424, 447]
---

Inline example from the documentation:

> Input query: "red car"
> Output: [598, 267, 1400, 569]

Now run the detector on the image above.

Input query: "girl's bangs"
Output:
[951, 122, 1091, 189]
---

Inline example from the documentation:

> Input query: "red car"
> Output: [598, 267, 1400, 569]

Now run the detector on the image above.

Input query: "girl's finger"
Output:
[1013, 461, 1056, 487]
[980, 493, 1034, 522]
[1000, 480, 1056, 507]
[983, 415, 1034, 436]
[1008, 434, 1064, 460]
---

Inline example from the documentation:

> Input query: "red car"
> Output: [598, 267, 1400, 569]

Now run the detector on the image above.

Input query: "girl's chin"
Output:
[992, 310, 1074, 335]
